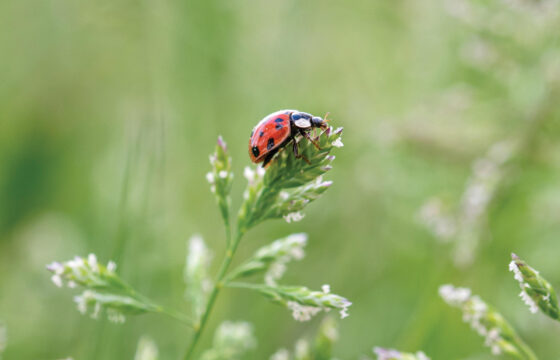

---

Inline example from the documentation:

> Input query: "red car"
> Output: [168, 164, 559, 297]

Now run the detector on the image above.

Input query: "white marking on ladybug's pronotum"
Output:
[294, 119, 311, 128]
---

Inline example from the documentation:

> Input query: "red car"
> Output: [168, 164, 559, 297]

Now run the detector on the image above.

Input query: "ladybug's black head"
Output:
[311, 116, 327, 129]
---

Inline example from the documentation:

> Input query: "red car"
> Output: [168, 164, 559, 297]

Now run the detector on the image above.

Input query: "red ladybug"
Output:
[249, 110, 328, 167]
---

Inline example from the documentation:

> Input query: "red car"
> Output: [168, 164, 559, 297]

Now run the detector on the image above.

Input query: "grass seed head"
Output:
[509, 253, 559, 320]
[207, 136, 234, 226]
[237, 126, 343, 233]
[439, 284, 533, 358]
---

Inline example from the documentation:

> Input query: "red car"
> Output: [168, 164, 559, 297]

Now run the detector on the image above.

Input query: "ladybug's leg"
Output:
[300, 129, 322, 150]
[292, 138, 311, 165]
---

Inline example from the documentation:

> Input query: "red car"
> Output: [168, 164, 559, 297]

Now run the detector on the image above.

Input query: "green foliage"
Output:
[1, 0, 560, 358]
[183, 128, 346, 359]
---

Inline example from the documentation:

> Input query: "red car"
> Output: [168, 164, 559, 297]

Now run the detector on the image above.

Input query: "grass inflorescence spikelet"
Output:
[47, 254, 123, 291]
[230, 283, 351, 322]
[237, 127, 342, 233]
[73, 290, 158, 323]
[47, 254, 191, 325]
[509, 253, 559, 320]
[134, 336, 159, 360]
[373, 347, 430, 360]
[207, 136, 234, 228]
[439, 284, 536, 359]
[199, 321, 256, 360]
[267, 316, 339, 360]
[313, 316, 339, 360]
[227, 233, 307, 285]
[184, 234, 213, 319]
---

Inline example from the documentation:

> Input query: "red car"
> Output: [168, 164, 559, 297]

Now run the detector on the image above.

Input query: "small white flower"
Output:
[519, 290, 538, 313]
[287, 301, 321, 321]
[265, 262, 287, 286]
[322, 284, 331, 294]
[107, 261, 117, 273]
[74, 292, 89, 315]
[91, 302, 102, 319]
[509, 260, 524, 282]
[294, 339, 309, 358]
[339, 299, 352, 319]
[332, 138, 344, 148]
[47, 262, 64, 275]
[373, 347, 403, 360]
[185, 234, 212, 317]
[218, 170, 228, 179]
[88, 253, 99, 273]
[67, 280, 77, 288]
[439, 284, 471, 306]
[286, 233, 307, 259]
[417, 198, 457, 242]
[135, 336, 159, 360]
[260, 233, 307, 285]
[51, 274, 63, 287]
[269, 349, 290, 360]
[107, 309, 126, 323]
[485, 328, 502, 355]
[185, 234, 211, 277]
[283, 212, 305, 223]
[243, 167, 255, 182]
[206, 172, 215, 184]
[68, 256, 85, 270]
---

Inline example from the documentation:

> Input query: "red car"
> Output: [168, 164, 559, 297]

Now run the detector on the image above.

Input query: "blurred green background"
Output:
[1, 0, 560, 359]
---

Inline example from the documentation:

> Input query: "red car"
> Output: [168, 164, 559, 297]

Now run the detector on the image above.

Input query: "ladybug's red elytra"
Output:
[249, 110, 328, 167]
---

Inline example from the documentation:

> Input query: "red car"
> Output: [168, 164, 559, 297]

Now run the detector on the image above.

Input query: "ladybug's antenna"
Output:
[323, 112, 331, 123]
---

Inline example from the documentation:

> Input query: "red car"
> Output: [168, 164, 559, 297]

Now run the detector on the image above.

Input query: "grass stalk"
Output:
[182, 230, 240, 360]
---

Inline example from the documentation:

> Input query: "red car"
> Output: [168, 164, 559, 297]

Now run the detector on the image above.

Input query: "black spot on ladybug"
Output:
[252, 146, 260, 157]
[267, 138, 275, 150]
[259, 131, 264, 137]
[275, 123, 283, 130]
[274, 118, 284, 123]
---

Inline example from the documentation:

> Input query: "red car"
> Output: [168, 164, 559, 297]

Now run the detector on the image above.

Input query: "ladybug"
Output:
[249, 110, 328, 167]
